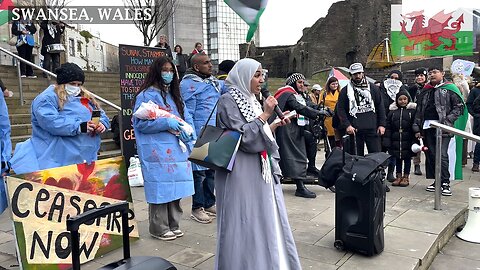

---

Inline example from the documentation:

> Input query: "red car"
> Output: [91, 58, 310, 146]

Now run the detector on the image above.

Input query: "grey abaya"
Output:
[214, 93, 302, 270]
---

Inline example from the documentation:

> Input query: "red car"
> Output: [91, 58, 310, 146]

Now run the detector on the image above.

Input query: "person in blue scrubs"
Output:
[0, 86, 11, 214]
[11, 62, 110, 174]
[133, 56, 195, 241]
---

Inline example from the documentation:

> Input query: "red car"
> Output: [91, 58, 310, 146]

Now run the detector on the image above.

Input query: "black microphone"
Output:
[261, 88, 284, 119]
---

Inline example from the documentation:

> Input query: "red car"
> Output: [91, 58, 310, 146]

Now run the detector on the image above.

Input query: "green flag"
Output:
[440, 83, 468, 180]
[224, 0, 268, 42]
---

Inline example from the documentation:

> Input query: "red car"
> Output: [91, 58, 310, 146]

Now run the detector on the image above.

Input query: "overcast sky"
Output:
[68, 0, 479, 47]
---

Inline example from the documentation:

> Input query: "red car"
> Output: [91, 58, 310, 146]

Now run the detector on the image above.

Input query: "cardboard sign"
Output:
[6, 157, 138, 269]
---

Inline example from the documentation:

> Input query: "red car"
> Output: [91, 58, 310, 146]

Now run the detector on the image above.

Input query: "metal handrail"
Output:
[0, 47, 121, 111]
[429, 121, 480, 210]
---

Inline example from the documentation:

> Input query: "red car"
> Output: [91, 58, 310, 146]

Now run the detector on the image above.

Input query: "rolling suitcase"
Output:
[67, 202, 177, 270]
[324, 135, 389, 256]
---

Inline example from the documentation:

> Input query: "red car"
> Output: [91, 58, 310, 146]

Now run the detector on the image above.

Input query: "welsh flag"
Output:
[0, 0, 13, 26]
[224, 0, 268, 42]
[390, 3, 473, 60]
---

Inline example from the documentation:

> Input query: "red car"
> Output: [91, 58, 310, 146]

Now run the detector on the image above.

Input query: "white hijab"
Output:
[225, 58, 275, 142]
[225, 58, 261, 109]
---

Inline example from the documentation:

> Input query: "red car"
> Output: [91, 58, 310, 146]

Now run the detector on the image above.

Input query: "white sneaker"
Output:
[151, 231, 176, 241]
[172, 229, 184, 237]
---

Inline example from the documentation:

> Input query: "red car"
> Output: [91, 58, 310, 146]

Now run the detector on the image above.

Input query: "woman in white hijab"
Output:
[214, 58, 301, 270]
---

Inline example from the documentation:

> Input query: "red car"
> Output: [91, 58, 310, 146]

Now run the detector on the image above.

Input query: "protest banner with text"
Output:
[7, 157, 138, 269]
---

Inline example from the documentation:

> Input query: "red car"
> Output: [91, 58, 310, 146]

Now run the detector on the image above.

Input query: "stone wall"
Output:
[246, 0, 392, 78]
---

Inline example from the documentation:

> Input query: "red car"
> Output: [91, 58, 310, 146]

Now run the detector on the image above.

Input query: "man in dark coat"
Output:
[273, 72, 331, 198]
[40, 20, 65, 75]
[335, 63, 386, 156]
[413, 66, 466, 196]
[466, 82, 480, 172]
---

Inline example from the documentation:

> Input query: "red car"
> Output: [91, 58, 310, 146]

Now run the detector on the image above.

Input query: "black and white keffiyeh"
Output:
[228, 87, 260, 122]
[226, 58, 274, 183]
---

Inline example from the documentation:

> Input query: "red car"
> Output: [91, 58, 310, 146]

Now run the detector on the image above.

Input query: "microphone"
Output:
[260, 88, 284, 119]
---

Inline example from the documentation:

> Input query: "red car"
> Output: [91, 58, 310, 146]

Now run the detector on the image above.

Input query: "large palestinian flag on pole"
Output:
[391, 2, 473, 60]
[224, 0, 268, 42]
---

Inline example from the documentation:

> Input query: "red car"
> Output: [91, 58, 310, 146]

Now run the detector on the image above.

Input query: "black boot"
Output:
[307, 166, 320, 177]
[386, 164, 395, 182]
[414, 165, 423, 175]
[295, 179, 316, 198]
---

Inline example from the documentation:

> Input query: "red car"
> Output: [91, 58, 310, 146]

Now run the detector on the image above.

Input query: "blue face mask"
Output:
[161, 72, 174, 85]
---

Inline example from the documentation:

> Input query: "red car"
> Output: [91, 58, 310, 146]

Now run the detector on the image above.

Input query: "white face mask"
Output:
[65, 84, 81, 96]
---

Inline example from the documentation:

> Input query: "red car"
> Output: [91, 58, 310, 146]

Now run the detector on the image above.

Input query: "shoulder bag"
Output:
[188, 101, 242, 172]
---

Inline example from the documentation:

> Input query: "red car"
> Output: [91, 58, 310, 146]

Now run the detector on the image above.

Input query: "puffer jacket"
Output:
[384, 102, 417, 160]
[413, 81, 464, 135]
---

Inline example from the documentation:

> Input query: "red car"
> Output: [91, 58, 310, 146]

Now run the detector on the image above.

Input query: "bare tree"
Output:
[123, 0, 177, 46]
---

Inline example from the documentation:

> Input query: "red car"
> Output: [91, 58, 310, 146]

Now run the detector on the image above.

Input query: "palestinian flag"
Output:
[390, 3, 473, 60]
[224, 0, 268, 42]
[437, 83, 468, 180]
[0, 0, 13, 26]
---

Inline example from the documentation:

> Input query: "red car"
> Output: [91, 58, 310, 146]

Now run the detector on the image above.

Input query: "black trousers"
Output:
[423, 128, 451, 184]
[304, 129, 317, 169]
[43, 52, 61, 73]
[16, 44, 34, 76]
[346, 129, 381, 156]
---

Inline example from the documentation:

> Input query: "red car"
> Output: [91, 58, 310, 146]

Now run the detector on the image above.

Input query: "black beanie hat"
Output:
[395, 90, 411, 104]
[218, 60, 235, 74]
[388, 70, 403, 81]
[414, 67, 427, 76]
[56, 63, 85, 85]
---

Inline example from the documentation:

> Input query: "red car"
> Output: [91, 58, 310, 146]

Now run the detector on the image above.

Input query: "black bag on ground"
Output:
[329, 136, 390, 256]
[111, 115, 121, 147]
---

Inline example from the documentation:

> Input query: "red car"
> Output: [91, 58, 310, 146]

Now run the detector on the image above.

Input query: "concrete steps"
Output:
[2, 64, 122, 160]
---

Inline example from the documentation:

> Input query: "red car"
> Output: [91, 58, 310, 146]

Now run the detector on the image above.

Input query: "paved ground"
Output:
[0, 152, 478, 270]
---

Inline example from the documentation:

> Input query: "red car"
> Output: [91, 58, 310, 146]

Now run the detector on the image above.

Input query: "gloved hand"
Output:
[179, 130, 192, 142]
[318, 108, 333, 117]
[167, 118, 183, 132]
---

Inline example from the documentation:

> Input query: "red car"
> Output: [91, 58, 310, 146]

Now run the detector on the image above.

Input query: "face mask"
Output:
[162, 72, 174, 85]
[65, 84, 81, 96]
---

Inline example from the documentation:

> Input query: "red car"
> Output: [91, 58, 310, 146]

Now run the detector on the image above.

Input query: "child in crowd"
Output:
[383, 91, 417, 187]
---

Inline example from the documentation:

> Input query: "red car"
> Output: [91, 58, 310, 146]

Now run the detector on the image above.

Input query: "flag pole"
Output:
[245, 40, 252, 58]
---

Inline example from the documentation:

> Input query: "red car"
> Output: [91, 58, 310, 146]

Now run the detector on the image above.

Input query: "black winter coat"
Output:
[383, 102, 417, 160]
[466, 87, 480, 135]
[40, 21, 65, 55]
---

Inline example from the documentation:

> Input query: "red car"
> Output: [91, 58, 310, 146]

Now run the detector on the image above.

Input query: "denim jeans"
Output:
[192, 170, 215, 210]
[474, 142, 480, 164]
[395, 157, 412, 175]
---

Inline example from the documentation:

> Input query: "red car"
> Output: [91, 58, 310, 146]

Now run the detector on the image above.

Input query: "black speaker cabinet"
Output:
[334, 169, 385, 256]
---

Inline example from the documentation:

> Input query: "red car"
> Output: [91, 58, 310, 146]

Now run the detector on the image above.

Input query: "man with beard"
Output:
[408, 67, 428, 175]
[336, 63, 386, 156]
[180, 53, 224, 223]
[273, 72, 332, 198]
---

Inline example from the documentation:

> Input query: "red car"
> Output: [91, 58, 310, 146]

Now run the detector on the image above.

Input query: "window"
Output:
[68, 38, 75, 56]
[77, 40, 83, 54]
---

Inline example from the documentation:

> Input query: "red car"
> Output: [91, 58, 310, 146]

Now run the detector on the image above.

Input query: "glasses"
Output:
[428, 70, 441, 75]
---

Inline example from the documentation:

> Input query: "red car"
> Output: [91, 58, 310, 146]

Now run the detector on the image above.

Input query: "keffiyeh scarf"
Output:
[347, 78, 375, 118]
[229, 87, 273, 183]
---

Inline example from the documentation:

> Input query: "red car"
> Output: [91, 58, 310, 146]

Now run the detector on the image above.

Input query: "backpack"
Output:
[111, 115, 121, 147]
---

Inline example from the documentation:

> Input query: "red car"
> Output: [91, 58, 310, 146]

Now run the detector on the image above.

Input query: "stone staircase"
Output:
[1, 64, 122, 160]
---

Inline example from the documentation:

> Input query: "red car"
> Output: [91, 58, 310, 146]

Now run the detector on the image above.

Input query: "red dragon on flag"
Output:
[400, 10, 464, 51]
